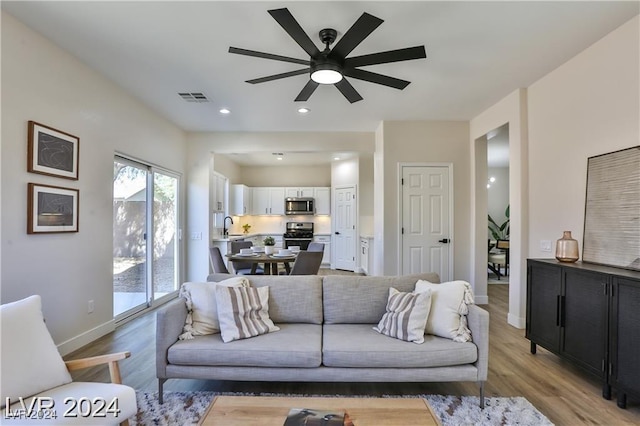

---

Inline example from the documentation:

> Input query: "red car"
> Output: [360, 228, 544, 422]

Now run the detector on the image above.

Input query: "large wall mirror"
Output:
[583, 146, 640, 271]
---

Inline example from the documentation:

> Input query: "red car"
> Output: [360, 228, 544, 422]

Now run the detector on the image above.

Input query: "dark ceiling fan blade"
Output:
[344, 46, 426, 68]
[268, 8, 321, 58]
[295, 80, 320, 101]
[229, 47, 310, 66]
[329, 12, 383, 60]
[334, 78, 363, 103]
[246, 68, 310, 84]
[343, 68, 410, 90]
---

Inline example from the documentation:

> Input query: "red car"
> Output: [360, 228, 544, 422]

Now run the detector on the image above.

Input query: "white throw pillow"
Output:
[414, 280, 475, 342]
[178, 277, 250, 340]
[1, 295, 72, 408]
[215, 285, 280, 343]
[374, 287, 432, 344]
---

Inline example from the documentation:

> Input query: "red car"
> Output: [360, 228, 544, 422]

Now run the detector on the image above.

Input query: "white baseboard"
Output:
[57, 320, 115, 357]
[507, 313, 526, 329]
[475, 295, 489, 305]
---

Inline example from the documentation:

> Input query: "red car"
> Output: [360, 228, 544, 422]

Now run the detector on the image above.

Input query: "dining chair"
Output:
[288, 251, 323, 275]
[307, 242, 325, 252]
[230, 241, 264, 275]
[488, 239, 509, 278]
[209, 247, 229, 274]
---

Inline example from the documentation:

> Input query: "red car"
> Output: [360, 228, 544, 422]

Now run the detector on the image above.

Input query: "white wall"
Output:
[528, 15, 639, 259]
[240, 165, 330, 187]
[470, 89, 528, 320]
[470, 15, 639, 328]
[359, 155, 375, 237]
[1, 12, 187, 354]
[377, 121, 471, 279]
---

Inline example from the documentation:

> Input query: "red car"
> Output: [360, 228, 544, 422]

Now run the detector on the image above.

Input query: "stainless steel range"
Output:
[283, 222, 314, 250]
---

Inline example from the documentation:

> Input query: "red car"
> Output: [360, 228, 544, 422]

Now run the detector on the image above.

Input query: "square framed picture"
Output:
[27, 183, 79, 234]
[28, 121, 79, 180]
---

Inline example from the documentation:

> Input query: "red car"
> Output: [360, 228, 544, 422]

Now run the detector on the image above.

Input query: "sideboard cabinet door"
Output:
[609, 277, 640, 408]
[561, 268, 608, 378]
[526, 260, 562, 353]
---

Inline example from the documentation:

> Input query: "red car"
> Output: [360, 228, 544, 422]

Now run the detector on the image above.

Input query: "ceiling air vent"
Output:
[178, 92, 210, 103]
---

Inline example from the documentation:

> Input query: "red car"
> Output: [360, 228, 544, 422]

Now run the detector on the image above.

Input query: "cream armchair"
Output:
[1, 295, 137, 425]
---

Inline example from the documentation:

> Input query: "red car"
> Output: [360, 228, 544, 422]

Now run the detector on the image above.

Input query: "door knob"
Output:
[438, 238, 450, 243]
[335, 231, 341, 235]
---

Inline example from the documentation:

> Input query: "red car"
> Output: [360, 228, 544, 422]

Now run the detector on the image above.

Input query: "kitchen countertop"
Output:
[211, 233, 283, 243]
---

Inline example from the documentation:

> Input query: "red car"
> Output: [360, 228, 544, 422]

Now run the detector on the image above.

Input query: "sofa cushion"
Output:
[323, 273, 440, 324]
[209, 275, 323, 324]
[178, 277, 250, 340]
[415, 280, 475, 342]
[323, 324, 477, 368]
[216, 285, 280, 343]
[373, 287, 432, 344]
[1, 295, 72, 408]
[168, 323, 322, 368]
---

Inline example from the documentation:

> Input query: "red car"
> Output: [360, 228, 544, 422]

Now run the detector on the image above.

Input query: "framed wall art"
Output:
[582, 146, 640, 271]
[27, 183, 79, 234]
[28, 121, 79, 180]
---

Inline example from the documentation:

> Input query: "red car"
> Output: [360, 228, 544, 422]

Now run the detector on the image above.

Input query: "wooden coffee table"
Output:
[198, 395, 441, 425]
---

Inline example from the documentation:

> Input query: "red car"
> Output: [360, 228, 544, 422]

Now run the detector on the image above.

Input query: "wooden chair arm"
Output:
[65, 351, 131, 384]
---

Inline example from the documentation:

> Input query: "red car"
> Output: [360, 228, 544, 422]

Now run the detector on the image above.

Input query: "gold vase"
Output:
[555, 231, 579, 263]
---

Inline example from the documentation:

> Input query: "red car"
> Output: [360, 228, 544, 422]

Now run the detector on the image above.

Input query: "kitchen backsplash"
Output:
[225, 215, 331, 235]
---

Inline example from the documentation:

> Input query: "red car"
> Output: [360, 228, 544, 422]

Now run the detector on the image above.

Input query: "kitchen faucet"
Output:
[223, 216, 233, 237]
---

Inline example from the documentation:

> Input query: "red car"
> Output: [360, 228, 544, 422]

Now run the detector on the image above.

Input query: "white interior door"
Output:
[401, 165, 452, 281]
[334, 186, 357, 271]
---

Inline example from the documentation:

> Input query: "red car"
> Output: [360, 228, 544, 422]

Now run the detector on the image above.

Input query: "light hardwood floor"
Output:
[65, 283, 640, 425]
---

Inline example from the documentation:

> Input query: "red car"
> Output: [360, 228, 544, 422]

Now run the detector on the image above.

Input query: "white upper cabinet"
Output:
[231, 184, 252, 216]
[314, 187, 331, 215]
[211, 172, 226, 212]
[252, 187, 285, 215]
[285, 187, 314, 198]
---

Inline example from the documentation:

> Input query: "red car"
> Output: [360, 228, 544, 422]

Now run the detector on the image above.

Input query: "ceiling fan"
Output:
[228, 8, 427, 103]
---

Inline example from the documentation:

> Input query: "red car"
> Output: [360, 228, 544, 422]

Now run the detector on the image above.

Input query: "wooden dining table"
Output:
[226, 252, 297, 275]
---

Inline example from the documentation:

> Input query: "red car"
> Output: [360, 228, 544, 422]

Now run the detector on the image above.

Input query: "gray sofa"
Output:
[156, 273, 489, 406]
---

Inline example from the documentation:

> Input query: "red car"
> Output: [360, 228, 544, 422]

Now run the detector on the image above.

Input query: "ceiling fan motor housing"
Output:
[319, 28, 338, 47]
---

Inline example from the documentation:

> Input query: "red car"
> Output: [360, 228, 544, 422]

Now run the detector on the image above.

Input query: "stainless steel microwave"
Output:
[285, 197, 315, 215]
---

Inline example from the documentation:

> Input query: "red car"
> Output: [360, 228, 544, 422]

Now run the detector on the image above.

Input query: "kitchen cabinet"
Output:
[360, 238, 369, 274]
[285, 187, 314, 198]
[527, 259, 640, 407]
[231, 184, 252, 216]
[252, 187, 285, 215]
[314, 187, 331, 215]
[313, 235, 331, 266]
[211, 172, 227, 212]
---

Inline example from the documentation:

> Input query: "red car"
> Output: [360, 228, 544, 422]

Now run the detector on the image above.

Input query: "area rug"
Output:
[130, 391, 552, 425]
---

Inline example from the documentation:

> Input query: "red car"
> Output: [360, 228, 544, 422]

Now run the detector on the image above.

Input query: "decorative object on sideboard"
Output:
[263, 236, 276, 255]
[27, 121, 79, 180]
[555, 231, 579, 263]
[583, 146, 640, 271]
[27, 183, 79, 234]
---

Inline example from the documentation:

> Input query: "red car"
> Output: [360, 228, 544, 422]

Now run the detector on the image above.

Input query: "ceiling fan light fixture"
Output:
[310, 63, 343, 85]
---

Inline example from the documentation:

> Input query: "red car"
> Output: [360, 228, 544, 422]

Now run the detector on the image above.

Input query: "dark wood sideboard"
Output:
[526, 259, 640, 408]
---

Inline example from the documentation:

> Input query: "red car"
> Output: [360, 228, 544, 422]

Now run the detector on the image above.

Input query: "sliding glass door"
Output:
[113, 156, 180, 319]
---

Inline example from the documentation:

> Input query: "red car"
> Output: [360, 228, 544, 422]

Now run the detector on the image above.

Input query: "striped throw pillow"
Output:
[215, 285, 280, 343]
[373, 287, 432, 344]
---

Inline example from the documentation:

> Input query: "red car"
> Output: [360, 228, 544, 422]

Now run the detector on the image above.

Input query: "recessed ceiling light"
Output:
[219, 108, 231, 114]
[277, 157, 283, 160]
[333, 157, 340, 161]
[487, 184, 491, 189]
[297, 107, 310, 114]
[489, 177, 496, 183]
